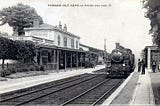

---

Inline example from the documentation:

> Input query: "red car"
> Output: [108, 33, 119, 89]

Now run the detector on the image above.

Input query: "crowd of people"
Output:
[138, 59, 160, 73]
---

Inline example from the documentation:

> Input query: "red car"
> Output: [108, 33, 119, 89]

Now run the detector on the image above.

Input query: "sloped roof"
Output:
[80, 43, 104, 52]
[24, 23, 54, 30]
[39, 23, 55, 29]
[144, 45, 159, 50]
[24, 23, 80, 39]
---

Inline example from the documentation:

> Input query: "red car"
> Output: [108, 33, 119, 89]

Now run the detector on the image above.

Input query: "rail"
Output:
[60, 79, 111, 106]
[91, 79, 123, 106]
[60, 79, 123, 106]
[0, 74, 100, 106]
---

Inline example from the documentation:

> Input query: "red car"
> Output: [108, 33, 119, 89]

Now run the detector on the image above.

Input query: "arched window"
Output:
[76, 40, 78, 48]
[71, 39, 74, 48]
[63, 37, 67, 47]
[58, 35, 60, 45]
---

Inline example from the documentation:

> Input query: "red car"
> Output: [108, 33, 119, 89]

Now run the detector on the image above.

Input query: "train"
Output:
[105, 45, 135, 78]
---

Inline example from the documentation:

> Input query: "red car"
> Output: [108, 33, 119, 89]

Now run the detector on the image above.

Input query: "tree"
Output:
[0, 34, 36, 69]
[0, 3, 43, 35]
[15, 40, 36, 63]
[143, 0, 160, 47]
[0, 36, 15, 69]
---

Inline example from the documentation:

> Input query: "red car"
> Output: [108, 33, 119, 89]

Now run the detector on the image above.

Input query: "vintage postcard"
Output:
[0, 0, 159, 105]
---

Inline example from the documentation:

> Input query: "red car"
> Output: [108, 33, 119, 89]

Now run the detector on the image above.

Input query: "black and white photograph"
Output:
[0, 0, 160, 105]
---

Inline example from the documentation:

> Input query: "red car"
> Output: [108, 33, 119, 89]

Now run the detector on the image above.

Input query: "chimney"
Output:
[59, 21, 62, 29]
[33, 19, 39, 27]
[63, 24, 67, 31]
[116, 43, 120, 49]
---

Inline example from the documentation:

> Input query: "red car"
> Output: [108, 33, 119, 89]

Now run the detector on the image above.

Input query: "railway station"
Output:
[0, 62, 159, 105]
[0, 42, 159, 105]
[8, 21, 105, 71]
[0, 0, 160, 106]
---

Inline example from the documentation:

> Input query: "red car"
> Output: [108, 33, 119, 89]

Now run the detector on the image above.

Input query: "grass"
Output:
[5, 71, 49, 79]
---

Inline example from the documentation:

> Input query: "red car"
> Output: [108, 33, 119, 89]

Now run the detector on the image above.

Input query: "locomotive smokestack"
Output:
[116, 43, 120, 49]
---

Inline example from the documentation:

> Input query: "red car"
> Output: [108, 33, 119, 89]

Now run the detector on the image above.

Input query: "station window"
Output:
[42, 57, 48, 64]
[41, 50, 48, 56]
[71, 39, 74, 48]
[76, 40, 78, 48]
[58, 35, 60, 45]
[64, 37, 67, 47]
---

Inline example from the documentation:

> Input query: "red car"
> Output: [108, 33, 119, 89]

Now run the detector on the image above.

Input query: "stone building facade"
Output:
[8, 21, 104, 70]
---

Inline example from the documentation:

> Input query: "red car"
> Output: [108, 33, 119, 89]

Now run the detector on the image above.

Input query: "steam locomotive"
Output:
[105, 46, 135, 78]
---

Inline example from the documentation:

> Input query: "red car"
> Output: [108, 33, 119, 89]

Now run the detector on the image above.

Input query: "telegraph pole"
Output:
[103, 37, 107, 62]
[104, 38, 106, 51]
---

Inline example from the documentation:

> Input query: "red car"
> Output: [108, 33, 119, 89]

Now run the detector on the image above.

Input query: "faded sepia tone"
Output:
[0, 0, 152, 58]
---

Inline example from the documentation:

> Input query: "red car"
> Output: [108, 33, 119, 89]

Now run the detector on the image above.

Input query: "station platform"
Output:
[0, 65, 105, 94]
[102, 68, 156, 106]
[130, 69, 155, 106]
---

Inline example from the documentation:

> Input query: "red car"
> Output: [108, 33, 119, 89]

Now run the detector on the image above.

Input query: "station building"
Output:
[8, 20, 105, 70]
[143, 45, 160, 69]
[79, 44, 105, 65]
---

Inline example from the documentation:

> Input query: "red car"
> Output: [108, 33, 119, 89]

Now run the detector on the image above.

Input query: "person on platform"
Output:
[138, 59, 141, 72]
[141, 59, 145, 74]
[152, 60, 157, 73]
[158, 62, 160, 72]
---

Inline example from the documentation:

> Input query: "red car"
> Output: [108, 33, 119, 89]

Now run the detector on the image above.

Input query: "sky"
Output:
[0, 0, 152, 59]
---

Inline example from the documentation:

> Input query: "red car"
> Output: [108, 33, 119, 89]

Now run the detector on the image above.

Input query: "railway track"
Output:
[60, 78, 123, 106]
[1, 73, 90, 98]
[0, 68, 124, 106]
[0, 74, 101, 106]
[0, 74, 89, 99]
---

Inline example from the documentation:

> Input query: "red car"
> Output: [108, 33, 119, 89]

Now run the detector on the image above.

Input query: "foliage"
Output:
[15, 40, 36, 62]
[0, 35, 36, 69]
[143, 0, 160, 47]
[0, 3, 43, 35]
[84, 52, 98, 68]
[0, 36, 14, 60]
[0, 64, 45, 77]
[84, 61, 94, 68]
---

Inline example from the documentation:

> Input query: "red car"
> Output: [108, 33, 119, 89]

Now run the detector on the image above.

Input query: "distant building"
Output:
[79, 44, 105, 64]
[143, 45, 160, 69]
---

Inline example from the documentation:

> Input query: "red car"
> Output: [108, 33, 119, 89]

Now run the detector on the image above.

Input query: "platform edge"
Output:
[101, 71, 134, 106]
